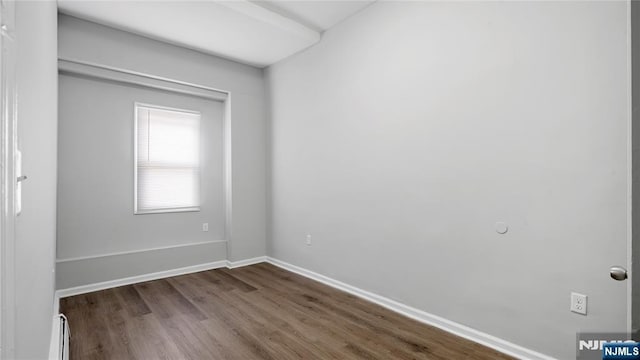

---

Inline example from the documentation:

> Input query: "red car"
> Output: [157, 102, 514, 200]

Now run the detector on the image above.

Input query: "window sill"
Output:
[134, 207, 200, 215]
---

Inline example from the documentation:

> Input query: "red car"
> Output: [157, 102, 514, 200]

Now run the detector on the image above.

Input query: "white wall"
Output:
[15, 1, 58, 358]
[57, 15, 268, 288]
[632, 0, 640, 334]
[267, 2, 630, 359]
[57, 74, 227, 289]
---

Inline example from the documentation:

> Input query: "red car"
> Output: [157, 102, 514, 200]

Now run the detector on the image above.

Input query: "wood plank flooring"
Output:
[60, 263, 513, 360]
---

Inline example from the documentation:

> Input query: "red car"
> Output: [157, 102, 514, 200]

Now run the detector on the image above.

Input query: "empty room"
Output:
[0, 0, 637, 359]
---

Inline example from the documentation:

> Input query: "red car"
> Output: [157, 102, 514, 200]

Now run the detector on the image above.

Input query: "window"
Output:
[134, 103, 201, 214]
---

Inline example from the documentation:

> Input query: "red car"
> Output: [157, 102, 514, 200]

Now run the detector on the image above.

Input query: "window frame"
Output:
[133, 102, 202, 215]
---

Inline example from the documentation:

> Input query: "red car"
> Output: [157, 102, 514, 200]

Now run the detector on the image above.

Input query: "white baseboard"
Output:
[56, 260, 227, 298]
[56, 255, 268, 298]
[226, 256, 267, 269]
[265, 257, 555, 360]
[56, 241, 228, 290]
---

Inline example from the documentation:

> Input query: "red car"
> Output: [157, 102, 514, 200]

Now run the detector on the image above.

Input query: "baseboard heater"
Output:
[50, 314, 70, 360]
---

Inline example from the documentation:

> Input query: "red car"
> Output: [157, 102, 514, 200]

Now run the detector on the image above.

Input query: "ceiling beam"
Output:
[216, 0, 321, 43]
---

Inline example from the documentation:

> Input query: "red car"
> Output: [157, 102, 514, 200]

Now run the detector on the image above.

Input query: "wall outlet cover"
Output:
[570, 292, 587, 315]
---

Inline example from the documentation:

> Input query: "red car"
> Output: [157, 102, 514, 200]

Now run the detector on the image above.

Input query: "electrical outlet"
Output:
[571, 292, 587, 315]
[306, 234, 312, 246]
[202, 223, 209, 232]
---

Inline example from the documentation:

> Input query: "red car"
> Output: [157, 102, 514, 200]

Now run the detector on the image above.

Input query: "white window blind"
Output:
[135, 104, 201, 214]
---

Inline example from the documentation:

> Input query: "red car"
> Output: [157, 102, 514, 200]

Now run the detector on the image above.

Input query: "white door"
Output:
[0, 0, 18, 358]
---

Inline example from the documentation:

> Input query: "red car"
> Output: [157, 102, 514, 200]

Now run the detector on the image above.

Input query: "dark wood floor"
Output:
[60, 263, 513, 360]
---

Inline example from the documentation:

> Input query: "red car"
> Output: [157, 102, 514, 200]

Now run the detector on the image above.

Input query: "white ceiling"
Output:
[57, 0, 375, 68]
